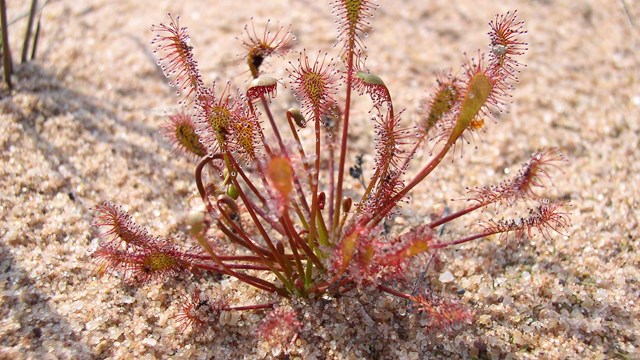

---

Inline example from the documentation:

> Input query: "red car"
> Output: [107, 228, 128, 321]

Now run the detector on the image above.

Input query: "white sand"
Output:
[1, 0, 639, 358]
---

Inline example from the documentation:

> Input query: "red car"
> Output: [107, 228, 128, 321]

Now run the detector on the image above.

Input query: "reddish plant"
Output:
[92, 1, 570, 344]
[259, 306, 302, 351]
[150, 14, 202, 104]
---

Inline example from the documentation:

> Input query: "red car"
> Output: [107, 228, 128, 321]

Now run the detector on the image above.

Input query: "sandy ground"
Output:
[1, 0, 639, 359]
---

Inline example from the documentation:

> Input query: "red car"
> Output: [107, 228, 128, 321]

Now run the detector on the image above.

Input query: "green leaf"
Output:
[449, 72, 491, 143]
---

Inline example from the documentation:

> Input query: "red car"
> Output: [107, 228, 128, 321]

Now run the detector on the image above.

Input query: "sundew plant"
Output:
[92, 0, 569, 347]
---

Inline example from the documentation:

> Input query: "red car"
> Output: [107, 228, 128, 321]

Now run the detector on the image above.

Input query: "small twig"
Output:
[21, 0, 37, 63]
[30, 12, 41, 60]
[0, 0, 13, 89]
[7, 0, 48, 26]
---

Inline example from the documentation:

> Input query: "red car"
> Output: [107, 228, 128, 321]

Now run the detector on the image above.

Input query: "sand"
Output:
[1, 0, 639, 359]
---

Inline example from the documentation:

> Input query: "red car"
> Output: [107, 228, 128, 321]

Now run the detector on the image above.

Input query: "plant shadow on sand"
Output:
[0, 61, 193, 358]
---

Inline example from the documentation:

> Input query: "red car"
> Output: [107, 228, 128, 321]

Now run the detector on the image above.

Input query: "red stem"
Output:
[428, 202, 485, 229]
[431, 231, 495, 249]
[376, 284, 413, 301]
[260, 95, 285, 152]
[195, 262, 276, 271]
[216, 219, 274, 258]
[217, 198, 292, 285]
[328, 135, 336, 229]
[231, 154, 267, 204]
[279, 215, 306, 284]
[226, 303, 275, 312]
[283, 212, 324, 269]
[308, 107, 322, 251]
[187, 253, 299, 262]
[333, 44, 355, 237]
[248, 97, 312, 229]
[365, 142, 453, 228]
[219, 155, 298, 286]
[193, 156, 281, 292]
[285, 110, 313, 219]
[195, 154, 224, 213]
